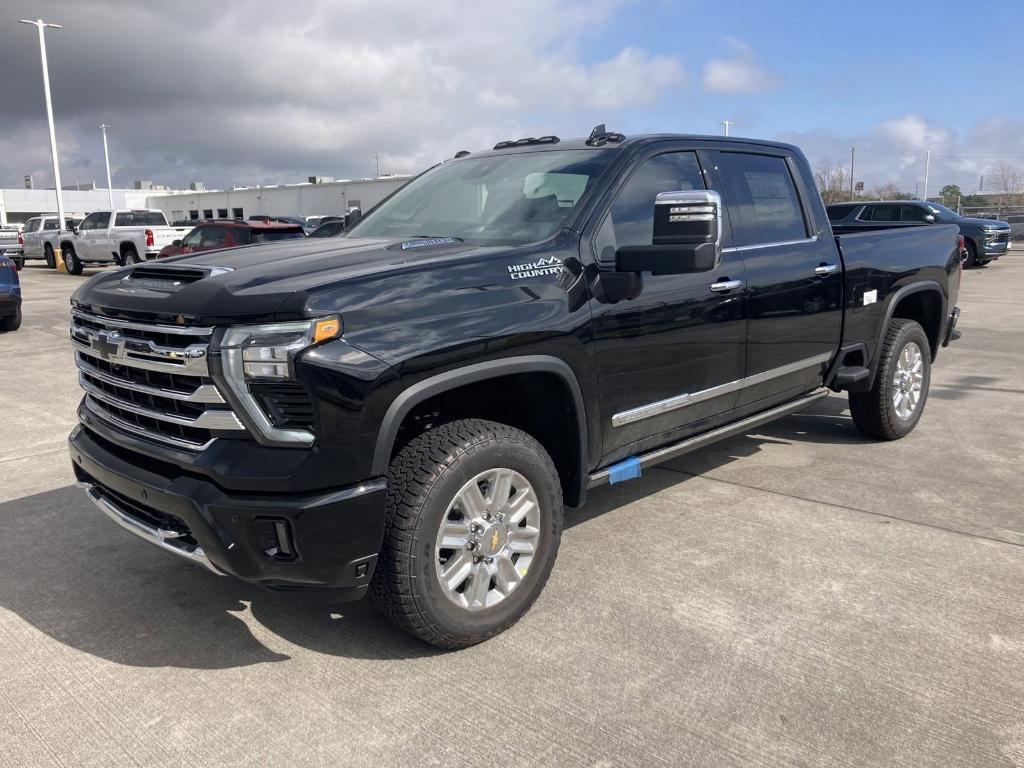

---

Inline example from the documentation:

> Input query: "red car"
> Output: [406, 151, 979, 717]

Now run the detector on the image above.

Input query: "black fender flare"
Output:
[871, 281, 946, 371]
[370, 355, 589, 484]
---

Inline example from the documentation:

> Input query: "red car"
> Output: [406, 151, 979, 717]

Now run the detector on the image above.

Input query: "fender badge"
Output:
[508, 256, 562, 280]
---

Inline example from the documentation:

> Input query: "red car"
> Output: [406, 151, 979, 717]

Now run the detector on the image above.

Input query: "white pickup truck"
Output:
[0, 225, 22, 266]
[59, 209, 190, 274]
[20, 215, 82, 268]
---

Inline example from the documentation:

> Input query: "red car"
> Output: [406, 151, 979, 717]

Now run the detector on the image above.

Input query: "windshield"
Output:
[926, 203, 959, 220]
[348, 149, 615, 245]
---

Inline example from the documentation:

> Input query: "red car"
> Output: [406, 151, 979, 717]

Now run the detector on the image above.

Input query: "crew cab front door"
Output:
[77, 212, 110, 260]
[589, 148, 747, 463]
[713, 150, 842, 407]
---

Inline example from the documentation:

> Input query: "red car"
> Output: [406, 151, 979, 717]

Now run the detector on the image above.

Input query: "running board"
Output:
[588, 388, 830, 488]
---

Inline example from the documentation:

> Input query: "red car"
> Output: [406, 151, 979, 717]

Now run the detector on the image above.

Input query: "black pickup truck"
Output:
[67, 128, 962, 648]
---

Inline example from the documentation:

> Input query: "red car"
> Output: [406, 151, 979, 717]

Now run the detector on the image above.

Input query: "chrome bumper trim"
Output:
[81, 483, 223, 575]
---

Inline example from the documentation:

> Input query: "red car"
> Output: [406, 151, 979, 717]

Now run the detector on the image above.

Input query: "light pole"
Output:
[722, 120, 734, 137]
[100, 123, 113, 208]
[19, 19, 67, 233]
[922, 149, 931, 201]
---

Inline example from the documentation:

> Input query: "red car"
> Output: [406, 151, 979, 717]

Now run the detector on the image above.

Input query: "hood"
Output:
[958, 217, 1010, 229]
[71, 236, 500, 324]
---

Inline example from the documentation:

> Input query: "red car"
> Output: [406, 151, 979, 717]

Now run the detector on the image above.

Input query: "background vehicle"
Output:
[0, 225, 23, 269]
[158, 220, 306, 257]
[271, 215, 312, 234]
[59, 210, 191, 274]
[21, 216, 83, 268]
[309, 220, 346, 238]
[827, 200, 1011, 267]
[68, 129, 961, 650]
[0, 254, 22, 331]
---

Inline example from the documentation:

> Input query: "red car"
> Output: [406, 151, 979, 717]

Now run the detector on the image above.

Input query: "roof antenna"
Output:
[586, 124, 625, 147]
[588, 124, 607, 142]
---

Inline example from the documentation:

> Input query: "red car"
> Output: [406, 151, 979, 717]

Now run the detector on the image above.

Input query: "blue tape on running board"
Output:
[607, 457, 641, 484]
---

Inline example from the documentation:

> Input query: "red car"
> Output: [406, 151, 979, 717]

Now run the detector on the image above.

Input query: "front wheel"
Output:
[11, 257, 24, 271]
[63, 244, 84, 275]
[371, 419, 563, 649]
[850, 318, 931, 440]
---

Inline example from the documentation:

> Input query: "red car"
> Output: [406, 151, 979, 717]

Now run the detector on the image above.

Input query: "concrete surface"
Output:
[0, 255, 1022, 767]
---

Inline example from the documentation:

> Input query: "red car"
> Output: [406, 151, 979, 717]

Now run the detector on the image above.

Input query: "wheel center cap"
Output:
[477, 522, 508, 557]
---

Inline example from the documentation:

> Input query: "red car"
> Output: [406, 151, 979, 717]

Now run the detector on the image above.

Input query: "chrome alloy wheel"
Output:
[892, 340, 925, 419]
[434, 468, 541, 611]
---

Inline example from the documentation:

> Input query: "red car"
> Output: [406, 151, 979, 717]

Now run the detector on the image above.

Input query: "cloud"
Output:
[702, 37, 780, 93]
[777, 113, 1024, 195]
[0, 0, 686, 189]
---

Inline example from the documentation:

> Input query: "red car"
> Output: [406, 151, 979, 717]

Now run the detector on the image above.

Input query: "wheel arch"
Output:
[372, 356, 589, 506]
[872, 282, 946, 370]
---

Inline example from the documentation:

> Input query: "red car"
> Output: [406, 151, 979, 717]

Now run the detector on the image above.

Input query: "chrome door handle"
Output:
[710, 279, 744, 293]
[814, 264, 839, 276]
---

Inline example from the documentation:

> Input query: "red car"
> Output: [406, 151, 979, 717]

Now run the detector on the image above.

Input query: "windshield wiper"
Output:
[408, 235, 464, 241]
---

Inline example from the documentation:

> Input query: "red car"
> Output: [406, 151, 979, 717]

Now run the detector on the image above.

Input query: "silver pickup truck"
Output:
[20, 215, 82, 268]
[59, 209, 191, 274]
[0, 226, 22, 266]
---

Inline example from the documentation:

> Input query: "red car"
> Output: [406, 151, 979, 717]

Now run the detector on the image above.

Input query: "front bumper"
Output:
[69, 424, 388, 601]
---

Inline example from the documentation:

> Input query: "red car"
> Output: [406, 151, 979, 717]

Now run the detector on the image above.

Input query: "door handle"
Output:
[814, 263, 839, 276]
[710, 279, 744, 293]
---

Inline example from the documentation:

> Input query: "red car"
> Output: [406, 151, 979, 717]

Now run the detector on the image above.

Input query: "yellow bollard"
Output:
[54, 247, 67, 274]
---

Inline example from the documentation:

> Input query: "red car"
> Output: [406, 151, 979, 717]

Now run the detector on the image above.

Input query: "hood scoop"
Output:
[122, 264, 233, 291]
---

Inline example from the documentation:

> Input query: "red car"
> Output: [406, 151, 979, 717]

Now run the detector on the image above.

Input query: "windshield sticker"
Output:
[400, 238, 461, 250]
[508, 256, 562, 280]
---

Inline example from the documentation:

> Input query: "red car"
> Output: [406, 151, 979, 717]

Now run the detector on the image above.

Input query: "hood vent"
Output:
[123, 265, 233, 290]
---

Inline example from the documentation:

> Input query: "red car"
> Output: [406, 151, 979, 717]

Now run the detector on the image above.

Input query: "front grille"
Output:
[249, 381, 316, 429]
[71, 308, 247, 451]
[988, 231, 1010, 244]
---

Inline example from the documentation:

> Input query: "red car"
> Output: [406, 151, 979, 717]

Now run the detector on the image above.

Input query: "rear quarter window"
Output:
[115, 211, 168, 227]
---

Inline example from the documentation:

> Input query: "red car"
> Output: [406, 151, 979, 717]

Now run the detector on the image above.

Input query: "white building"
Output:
[146, 176, 412, 224]
[0, 187, 172, 226]
[0, 175, 412, 227]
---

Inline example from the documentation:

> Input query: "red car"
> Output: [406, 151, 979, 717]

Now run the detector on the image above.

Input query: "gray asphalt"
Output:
[1, 254, 1022, 767]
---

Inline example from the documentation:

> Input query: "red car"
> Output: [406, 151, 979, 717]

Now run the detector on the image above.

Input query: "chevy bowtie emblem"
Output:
[91, 329, 124, 360]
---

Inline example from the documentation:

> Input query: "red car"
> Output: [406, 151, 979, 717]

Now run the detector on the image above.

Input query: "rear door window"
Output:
[866, 205, 899, 222]
[715, 152, 808, 246]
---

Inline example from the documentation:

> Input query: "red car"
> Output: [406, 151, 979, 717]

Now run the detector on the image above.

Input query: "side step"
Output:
[588, 388, 830, 488]
[831, 365, 870, 389]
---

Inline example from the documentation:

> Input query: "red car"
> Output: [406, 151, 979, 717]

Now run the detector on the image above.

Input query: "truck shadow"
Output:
[0, 401, 864, 669]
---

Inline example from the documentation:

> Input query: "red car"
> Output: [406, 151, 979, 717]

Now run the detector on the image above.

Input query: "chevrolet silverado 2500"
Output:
[68, 128, 962, 648]
[60, 209, 190, 273]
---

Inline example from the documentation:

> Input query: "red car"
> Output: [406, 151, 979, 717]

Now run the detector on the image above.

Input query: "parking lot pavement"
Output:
[1, 257, 1022, 767]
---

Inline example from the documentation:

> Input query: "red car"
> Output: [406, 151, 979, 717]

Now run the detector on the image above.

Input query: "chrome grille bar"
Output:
[72, 308, 214, 336]
[75, 354, 225, 404]
[71, 332, 211, 375]
[80, 377, 244, 431]
[84, 398, 216, 451]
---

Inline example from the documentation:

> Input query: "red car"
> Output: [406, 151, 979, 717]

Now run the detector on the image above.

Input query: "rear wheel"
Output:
[0, 306, 22, 332]
[122, 246, 142, 265]
[371, 419, 563, 649]
[63, 244, 83, 275]
[850, 318, 931, 440]
[44, 243, 55, 269]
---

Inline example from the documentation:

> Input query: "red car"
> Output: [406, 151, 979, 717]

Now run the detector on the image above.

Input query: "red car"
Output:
[157, 220, 305, 258]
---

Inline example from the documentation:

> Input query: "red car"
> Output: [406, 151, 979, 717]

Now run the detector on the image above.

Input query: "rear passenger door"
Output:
[713, 150, 842, 407]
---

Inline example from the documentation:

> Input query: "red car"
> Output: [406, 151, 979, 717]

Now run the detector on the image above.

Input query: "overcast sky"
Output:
[3, 0, 1022, 195]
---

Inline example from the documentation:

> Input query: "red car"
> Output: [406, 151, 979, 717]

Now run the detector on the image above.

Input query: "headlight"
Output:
[217, 316, 342, 446]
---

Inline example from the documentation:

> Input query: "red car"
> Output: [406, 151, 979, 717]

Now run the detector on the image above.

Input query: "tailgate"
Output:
[150, 227, 190, 247]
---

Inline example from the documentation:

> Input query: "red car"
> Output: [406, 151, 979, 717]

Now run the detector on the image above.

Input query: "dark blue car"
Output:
[827, 200, 1011, 267]
[0, 254, 22, 331]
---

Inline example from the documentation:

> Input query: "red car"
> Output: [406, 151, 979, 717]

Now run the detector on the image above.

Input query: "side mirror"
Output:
[172, 239, 182, 247]
[71, 226, 79, 235]
[616, 190, 722, 275]
[923, 214, 936, 223]
[345, 207, 362, 227]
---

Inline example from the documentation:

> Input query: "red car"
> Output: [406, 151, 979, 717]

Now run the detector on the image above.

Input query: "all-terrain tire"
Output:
[371, 418, 563, 649]
[850, 318, 931, 440]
